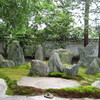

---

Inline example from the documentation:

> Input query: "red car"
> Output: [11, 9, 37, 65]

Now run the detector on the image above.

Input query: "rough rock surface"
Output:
[0, 78, 7, 97]
[48, 52, 64, 73]
[53, 49, 73, 63]
[0, 54, 4, 64]
[78, 47, 96, 67]
[8, 40, 25, 65]
[85, 59, 100, 74]
[63, 64, 79, 76]
[0, 60, 15, 68]
[35, 45, 44, 61]
[91, 81, 100, 89]
[30, 60, 49, 76]
[85, 44, 96, 55]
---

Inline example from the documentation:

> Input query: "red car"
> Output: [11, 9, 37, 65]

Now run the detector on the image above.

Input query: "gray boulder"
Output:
[35, 45, 44, 61]
[30, 60, 49, 76]
[48, 52, 64, 73]
[8, 40, 25, 65]
[0, 78, 7, 97]
[53, 49, 73, 64]
[78, 47, 96, 67]
[0, 60, 15, 68]
[0, 54, 4, 64]
[63, 64, 79, 76]
[85, 43, 96, 55]
[91, 81, 100, 89]
[85, 59, 100, 74]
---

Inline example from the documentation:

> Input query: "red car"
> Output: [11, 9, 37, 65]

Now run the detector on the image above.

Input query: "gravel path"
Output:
[18, 76, 81, 89]
[0, 95, 99, 100]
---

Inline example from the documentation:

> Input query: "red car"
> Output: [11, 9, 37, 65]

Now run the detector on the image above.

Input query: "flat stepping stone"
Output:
[18, 76, 81, 89]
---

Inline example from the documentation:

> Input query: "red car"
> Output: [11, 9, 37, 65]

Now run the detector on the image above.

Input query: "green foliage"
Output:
[0, 63, 31, 80]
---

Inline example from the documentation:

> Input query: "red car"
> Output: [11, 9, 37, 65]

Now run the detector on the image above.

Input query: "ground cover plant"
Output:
[0, 62, 100, 98]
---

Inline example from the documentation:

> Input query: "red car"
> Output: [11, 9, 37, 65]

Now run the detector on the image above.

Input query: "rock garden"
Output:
[0, 40, 100, 100]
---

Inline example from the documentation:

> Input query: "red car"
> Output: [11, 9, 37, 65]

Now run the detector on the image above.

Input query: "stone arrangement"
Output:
[30, 60, 49, 76]
[85, 59, 100, 74]
[0, 54, 15, 68]
[0, 60, 15, 68]
[78, 47, 96, 67]
[0, 54, 4, 64]
[78, 43, 100, 74]
[48, 52, 64, 73]
[63, 64, 79, 76]
[8, 40, 25, 65]
[35, 45, 44, 61]
[53, 49, 73, 64]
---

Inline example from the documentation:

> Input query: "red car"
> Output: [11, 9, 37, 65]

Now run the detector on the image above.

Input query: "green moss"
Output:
[61, 86, 99, 93]
[78, 66, 100, 83]
[45, 86, 100, 98]
[48, 72, 84, 81]
[0, 63, 31, 81]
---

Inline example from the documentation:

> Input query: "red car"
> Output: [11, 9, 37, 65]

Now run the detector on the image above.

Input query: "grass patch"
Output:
[48, 72, 84, 81]
[78, 66, 100, 83]
[0, 63, 31, 81]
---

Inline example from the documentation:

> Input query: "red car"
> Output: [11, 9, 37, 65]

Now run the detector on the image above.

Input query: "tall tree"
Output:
[84, 0, 90, 47]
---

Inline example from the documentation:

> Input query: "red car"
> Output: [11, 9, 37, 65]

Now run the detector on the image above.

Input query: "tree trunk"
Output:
[84, 0, 90, 47]
[98, 34, 100, 58]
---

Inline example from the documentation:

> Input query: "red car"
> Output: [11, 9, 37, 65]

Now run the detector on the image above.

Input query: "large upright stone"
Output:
[48, 52, 64, 73]
[85, 59, 100, 74]
[78, 47, 96, 67]
[0, 78, 7, 97]
[63, 64, 79, 76]
[35, 45, 44, 61]
[53, 49, 73, 64]
[8, 40, 25, 65]
[0, 60, 15, 68]
[85, 43, 95, 55]
[0, 54, 4, 64]
[30, 60, 49, 76]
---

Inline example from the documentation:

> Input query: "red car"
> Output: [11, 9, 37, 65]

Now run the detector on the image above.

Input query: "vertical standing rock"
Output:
[8, 40, 25, 65]
[53, 49, 73, 64]
[0, 54, 4, 64]
[48, 52, 64, 73]
[35, 45, 44, 61]
[85, 59, 100, 74]
[63, 64, 79, 76]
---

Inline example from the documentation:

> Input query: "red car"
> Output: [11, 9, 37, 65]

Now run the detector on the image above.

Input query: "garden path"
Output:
[0, 95, 99, 100]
